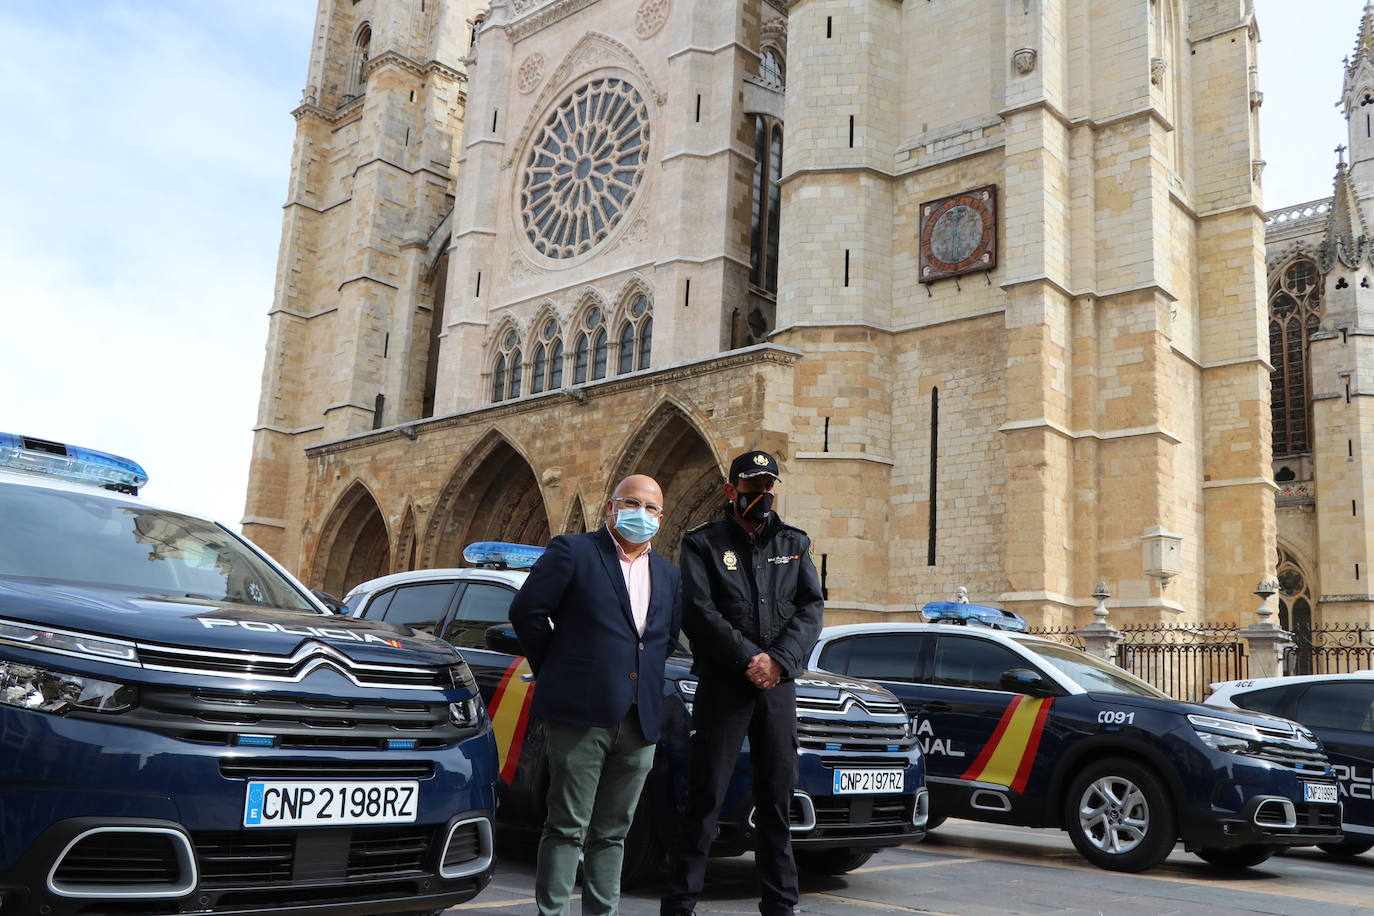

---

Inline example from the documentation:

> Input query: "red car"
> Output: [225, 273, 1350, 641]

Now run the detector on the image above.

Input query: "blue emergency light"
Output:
[0, 433, 148, 494]
[920, 601, 1028, 632]
[462, 541, 545, 570]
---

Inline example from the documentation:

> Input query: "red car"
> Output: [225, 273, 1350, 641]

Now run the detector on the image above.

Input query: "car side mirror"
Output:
[1001, 667, 1054, 697]
[484, 623, 523, 656]
[311, 589, 344, 614]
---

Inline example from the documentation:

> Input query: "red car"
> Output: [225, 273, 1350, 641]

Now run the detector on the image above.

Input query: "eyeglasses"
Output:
[612, 496, 664, 517]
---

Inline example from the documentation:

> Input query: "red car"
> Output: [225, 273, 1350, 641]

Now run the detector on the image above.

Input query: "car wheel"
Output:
[1063, 757, 1176, 872]
[1318, 838, 1374, 857]
[1194, 844, 1275, 868]
[793, 847, 875, 875]
[620, 797, 664, 887]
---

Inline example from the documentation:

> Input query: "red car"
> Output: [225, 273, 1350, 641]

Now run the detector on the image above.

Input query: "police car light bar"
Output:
[0, 433, 148, 494]
[462, 541, 545, 570]
[920, 601, 1028, 632]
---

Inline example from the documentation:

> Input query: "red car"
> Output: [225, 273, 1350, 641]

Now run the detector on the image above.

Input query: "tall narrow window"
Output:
[1269, 258, 1323, 456]
[529, 318, 561, 394]
[615, 295, 653, 374]
[760, 48, 785, 89]
[352, 23, 372, 96]
[749, 116, 784, 293]
[490, 328, 522, 403]
[572, 307, 601, 385]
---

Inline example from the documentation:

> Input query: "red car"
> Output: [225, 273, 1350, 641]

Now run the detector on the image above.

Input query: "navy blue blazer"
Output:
[508, 527, 682, 743]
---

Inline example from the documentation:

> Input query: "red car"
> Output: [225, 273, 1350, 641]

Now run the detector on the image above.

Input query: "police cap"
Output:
[729, 449, 780, 480]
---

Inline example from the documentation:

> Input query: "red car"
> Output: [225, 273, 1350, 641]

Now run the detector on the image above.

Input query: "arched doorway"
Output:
[395, 506, 418, 573]
[609, 403, 723, 561]
[425, 433, 552, 566]
[316, 482, 391, 598]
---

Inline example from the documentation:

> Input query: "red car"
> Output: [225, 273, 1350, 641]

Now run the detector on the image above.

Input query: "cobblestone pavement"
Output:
[447, 820, 1374, 914]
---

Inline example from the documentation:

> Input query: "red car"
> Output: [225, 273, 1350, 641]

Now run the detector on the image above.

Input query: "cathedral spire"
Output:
[1323, 157, 1368, 269]
[1357, 1, 1374, 69]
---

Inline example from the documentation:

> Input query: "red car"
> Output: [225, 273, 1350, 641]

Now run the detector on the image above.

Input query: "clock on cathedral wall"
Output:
[919, 185, 998, 283]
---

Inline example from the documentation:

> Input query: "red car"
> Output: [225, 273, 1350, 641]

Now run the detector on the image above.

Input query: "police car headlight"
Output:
[0, 619, 138, 664]
[447, 661, 477, 691]
[448, 697, 481, 728]
[0, 660, 135, 714]
[1189, 714, 1264, 756]
[674, 678, 697, 713]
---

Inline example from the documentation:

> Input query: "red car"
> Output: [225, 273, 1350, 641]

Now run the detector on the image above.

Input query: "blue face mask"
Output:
[615, 507, 660, 544]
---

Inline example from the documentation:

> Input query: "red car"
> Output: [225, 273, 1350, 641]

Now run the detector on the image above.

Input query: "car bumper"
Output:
[0, 708, 498, 914]
[1180, 757, 1342, 849]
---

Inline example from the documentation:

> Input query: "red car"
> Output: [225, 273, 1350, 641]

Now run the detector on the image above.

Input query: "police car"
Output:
[345, 543, 928, 881]
[1209, 672, 1374, 858]
[0, 434, 498, 915]
[806, 604, 1343, 872]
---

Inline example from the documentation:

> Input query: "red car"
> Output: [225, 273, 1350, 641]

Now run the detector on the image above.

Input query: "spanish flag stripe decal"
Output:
[960, 695, 1022, 780]
[1010, 697, 1054, 793]
[962, 696, 1053, 788]
[487, 658, 534, 782]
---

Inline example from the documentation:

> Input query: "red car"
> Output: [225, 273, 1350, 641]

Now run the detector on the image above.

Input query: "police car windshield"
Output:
[1011, 637, 1167, 698]
[0, 481, 316, 612]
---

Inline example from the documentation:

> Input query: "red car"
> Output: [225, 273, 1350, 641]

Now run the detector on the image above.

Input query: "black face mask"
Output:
[734, 490, 774, 523]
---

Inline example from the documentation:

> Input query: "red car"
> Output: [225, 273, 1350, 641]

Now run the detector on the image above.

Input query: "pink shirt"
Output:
[610, 528, 652, 636]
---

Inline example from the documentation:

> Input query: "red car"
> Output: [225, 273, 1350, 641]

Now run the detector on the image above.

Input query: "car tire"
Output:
[793, 847, 875, 875]
[1317, 838, 1374, 857]
[1063, 757, 1176, 872]
[620, 797, 664, 887]
[1194, 844, 1275, 868]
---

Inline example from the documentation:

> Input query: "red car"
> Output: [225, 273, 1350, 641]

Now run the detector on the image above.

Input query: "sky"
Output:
[0, 1, 1360, 533]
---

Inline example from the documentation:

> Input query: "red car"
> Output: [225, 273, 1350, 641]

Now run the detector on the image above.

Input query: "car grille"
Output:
[797, 716, 912, 753]
[220, 758, 435, 779]
[1250, 741, 1329, 774]
[137, 642, 451, 690]
[195, 826, 434, 887]
[806, 796, 916, 839]
[1291, 802, 1343, 837]
[118, 687, 462, 750]
[442, 822, 484, 871]
[797, 693, 906, 716]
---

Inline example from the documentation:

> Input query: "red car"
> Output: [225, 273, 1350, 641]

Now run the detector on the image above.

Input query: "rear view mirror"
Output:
[484, 623, 523, 656]
[1001, 667, 1054, 697]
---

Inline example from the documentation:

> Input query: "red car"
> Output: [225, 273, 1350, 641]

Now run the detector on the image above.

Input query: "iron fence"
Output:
[1025, 627, 1085, 650]
[1285, 624, 1374, 675]
[1113, 625, 1248, 703]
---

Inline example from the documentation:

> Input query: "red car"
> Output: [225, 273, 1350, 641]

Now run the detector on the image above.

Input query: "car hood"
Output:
[663, 657, 898, 703]
[0, 577, 459, 667]
[1100, 692, 1313, 734]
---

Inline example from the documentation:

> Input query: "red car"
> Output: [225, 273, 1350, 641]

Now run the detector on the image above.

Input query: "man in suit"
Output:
[510, 474, 683, 916]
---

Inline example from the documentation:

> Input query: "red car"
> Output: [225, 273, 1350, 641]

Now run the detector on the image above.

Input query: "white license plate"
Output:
[832, 769, 905, 795]
[244, 780, 419, 828]
[1304, 782, 1339, 804]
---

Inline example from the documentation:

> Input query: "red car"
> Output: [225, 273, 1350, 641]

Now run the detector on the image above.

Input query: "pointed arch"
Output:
[423, 430, 552, 566]
[350, 21, 372, 96]
[569, 291, 610, 385]
[394, 504, 418, 574]
[606, 399, 725, 561]
[564, 496, 588, 535]
[315, 480, 391, 598]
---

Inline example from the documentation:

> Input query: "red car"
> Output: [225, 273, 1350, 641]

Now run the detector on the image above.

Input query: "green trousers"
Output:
[536, 709, 656, 916]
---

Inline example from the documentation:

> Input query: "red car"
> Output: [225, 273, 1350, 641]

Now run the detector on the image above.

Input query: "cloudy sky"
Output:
[0, 1, 1360, 535]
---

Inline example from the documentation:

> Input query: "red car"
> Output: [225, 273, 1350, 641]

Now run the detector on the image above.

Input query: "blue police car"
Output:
[1210, 672, 1374, 858]
[0, 434, 498, 914]
[345, 544, 928, 881]
[808, 604, 1343, 872]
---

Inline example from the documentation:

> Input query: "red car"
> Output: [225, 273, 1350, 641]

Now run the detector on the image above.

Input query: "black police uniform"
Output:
[661, 502, 824, 916]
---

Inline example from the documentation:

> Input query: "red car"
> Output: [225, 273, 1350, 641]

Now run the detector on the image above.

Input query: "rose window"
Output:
[519, 77, 650, 260]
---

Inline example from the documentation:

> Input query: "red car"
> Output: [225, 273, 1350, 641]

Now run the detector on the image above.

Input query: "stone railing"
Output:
[1265, 198, 1332, 229]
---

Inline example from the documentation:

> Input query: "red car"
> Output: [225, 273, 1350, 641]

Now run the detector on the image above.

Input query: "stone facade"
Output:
[1260, 5, 1374, 629]
[247, 0, 1276, 627]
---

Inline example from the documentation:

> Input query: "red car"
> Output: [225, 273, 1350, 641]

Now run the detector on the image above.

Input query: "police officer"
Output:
[661, 450, 824, 916]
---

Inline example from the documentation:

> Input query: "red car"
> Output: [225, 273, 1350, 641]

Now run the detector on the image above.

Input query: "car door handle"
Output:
[918, 701, 951, 713]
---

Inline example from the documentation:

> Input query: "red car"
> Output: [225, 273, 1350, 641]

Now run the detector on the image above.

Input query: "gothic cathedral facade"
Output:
[247, 0, 1279, 627]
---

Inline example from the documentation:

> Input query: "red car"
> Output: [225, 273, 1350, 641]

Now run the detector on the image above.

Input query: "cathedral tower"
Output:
[245, 0, 484, 567]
